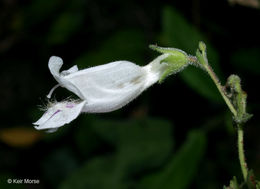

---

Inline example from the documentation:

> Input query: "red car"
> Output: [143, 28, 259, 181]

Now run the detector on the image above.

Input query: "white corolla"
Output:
[33, 54, 174, 132]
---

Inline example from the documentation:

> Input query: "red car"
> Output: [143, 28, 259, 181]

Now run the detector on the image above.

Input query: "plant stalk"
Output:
[238, 126, 248, 181]
[204, 64, 237, 117]
[195, 51, 249, 183]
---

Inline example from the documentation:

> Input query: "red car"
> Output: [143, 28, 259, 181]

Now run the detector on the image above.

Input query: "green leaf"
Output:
[162, 6, 222, 103]
[74, 30, 146, 68]
[138, 130, 206, 189]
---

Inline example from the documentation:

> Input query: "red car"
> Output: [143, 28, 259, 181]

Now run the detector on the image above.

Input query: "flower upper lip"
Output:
[48, 56, 85, 99]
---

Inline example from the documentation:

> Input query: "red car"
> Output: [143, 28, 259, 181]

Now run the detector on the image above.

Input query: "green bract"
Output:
[149, 45, 190, 83]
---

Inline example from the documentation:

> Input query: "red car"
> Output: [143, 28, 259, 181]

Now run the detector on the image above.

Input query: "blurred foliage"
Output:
[0, 0, 260, 188]
[138, 130, 206, 189]
[60, 118, 173, 189]
[47, 12, 84, 45]
[0, 127, 42, 148]
[43, 147, 79, 188]
[230, 48, 260, 75]
[74, 30, 146, 68]
[161, 6, 222, 103]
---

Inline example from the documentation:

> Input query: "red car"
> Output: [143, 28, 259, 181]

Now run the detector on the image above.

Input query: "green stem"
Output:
[204, 64, 249, 182]
[194, 50, 249, 182]
[204, 63, 249, 182]
[238, 127, 248, 181]
[204, 64, 237, 117]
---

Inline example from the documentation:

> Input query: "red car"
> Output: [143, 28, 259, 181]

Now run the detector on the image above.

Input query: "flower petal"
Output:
[48, 56, 84, 99]
[64, 61, 147, 112]
[61, 65, 78, 76]
[47, 55, 170, 113]
[33, 100, 87, 131]
[142, 54, 170, 88]
[48, 56, 63, 80]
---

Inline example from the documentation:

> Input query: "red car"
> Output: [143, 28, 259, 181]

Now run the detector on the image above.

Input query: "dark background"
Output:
[0, 0, 259, 188]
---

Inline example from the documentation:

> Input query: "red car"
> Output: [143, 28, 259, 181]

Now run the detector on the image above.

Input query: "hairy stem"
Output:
[204, 63, 249, 182]
[205, 64, 248, 182]
[238, 127, 248, 181]
[195, 47, 249, 183]
[204, 64, 237, 117]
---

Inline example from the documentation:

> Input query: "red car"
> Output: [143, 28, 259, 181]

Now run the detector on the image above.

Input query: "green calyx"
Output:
[149, 45, 190, 83]
[226, 74, 253, 125]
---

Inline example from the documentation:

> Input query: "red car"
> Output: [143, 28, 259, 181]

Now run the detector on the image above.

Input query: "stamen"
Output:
[47, 84, 60, 99]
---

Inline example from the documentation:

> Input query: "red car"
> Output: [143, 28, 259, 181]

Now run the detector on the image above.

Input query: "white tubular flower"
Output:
[33, 54, 171, 132]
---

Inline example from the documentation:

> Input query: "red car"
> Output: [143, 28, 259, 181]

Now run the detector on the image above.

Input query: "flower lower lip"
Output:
[50, 110, 61, 119]
[66, 104, 74, 108]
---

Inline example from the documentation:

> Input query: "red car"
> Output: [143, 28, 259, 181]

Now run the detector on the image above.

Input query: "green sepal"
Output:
[149, 45, 190, 83]
[149, 44, 187, 56]
[223, 176, 240, 189]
